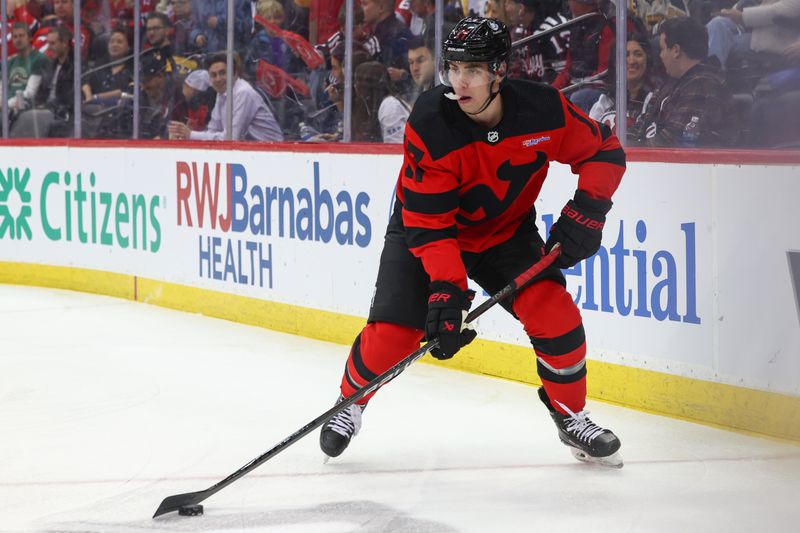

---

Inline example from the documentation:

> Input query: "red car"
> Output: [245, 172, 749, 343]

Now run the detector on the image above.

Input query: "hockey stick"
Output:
[511, 12, 603, 49]
[152, 244, 561, 518]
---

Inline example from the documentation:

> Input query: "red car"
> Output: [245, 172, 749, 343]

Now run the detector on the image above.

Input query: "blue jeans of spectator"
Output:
[569, 87, 604, 114]
[707, 16, 753, 68]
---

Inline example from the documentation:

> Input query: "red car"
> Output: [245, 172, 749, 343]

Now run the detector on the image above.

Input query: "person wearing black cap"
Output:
[139, 54, 188, 139]
[319, 16, 626, 469]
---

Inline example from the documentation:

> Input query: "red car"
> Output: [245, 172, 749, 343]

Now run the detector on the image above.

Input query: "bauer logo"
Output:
[1, 167, 163, 252]
[0, 167, 33, 240]
[542, 214, 701, 324]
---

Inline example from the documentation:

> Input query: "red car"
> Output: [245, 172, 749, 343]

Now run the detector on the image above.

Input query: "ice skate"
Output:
[320, 396, 364, 461]
[538, 387, 623, 468]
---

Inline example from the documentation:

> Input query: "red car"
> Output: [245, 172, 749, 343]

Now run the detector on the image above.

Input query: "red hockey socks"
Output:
[513, 279, 587, 415]
[340, 321, 424, 404]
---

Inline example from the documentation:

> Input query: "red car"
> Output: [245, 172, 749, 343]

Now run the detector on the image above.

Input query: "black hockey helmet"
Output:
[442, 17, 512, 74]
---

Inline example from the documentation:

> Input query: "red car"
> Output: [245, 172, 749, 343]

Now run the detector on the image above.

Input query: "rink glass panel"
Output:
[1, 0, 797, 149]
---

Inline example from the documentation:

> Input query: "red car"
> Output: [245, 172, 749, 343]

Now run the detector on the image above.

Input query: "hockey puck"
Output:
[178, 504, 204, 516]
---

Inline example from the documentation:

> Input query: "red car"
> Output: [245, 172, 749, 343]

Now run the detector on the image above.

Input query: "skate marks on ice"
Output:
[39, 501, 456, 533]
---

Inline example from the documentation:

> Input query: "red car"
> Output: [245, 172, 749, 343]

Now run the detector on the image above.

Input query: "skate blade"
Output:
[569, 447, 624, 469]
[322, 454, 331, 464]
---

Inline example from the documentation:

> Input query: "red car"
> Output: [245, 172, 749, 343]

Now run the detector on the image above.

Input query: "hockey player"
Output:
[320, 16, 626, 468]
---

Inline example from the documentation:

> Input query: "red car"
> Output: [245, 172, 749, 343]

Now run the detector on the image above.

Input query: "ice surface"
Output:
[1, 284, 798, 532]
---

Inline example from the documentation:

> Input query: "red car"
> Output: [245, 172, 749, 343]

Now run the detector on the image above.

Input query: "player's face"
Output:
[444, 61, 497, 111]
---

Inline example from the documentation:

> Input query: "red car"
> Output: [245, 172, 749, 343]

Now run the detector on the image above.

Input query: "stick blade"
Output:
[153, 490, 208, 518]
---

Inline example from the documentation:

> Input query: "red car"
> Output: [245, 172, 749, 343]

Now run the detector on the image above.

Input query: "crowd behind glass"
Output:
[1, 0, 798, 148]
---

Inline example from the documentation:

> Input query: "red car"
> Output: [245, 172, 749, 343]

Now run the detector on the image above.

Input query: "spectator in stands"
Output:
[41, 24, 74, 136]
[407, 0, 435, 38]
[81, 28, 136, 138]
[245, 0, 304, 78]
[406, 0, 458, 46]
[2, 22, 49, 122]
[406, 36, 434, 104]
[551, 0, 614, 110]
[315, 1, 380, 70]
[139, 54, 187, 138]
[326, 44, 372, 108]
[191, 0, 252, 52]
[182, 69, 217, 131]
[629, 16, 733, 147]
[483, 0, 507, 21]
[277, 0, 310, 38]
[506, 0, 570, 84]
[33, 0, 90, 59]
[171, 0, 199, 57]
[747, 34, 800, 147]
[632, 0, 690, 35]
[589, 33, 660, 132]
[145, 12, 177, 71]
[167, 52, 284, 141]
[706, 0, 800, 70]
[362, 0, 413, 85]
[352, 60, 410, 143]
[105, 0, 157, 24]
[308, 0, 343, 45]
[313, 44, 371, 138]
[4, 0, 40, 56]
[11, 25, 73, 137]
[81, 28, 133, 103]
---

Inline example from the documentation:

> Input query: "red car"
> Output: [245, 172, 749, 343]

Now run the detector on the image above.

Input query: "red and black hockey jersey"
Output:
[397, 79, 625, 289]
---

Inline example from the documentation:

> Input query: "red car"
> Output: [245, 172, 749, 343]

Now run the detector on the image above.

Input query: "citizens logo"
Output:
[0, 167, 162, 252]
[0, 167, 33, 240]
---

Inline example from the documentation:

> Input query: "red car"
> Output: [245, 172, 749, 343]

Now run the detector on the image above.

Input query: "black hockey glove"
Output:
[545, 190, 613, 269]
[425, 281, 477, 360]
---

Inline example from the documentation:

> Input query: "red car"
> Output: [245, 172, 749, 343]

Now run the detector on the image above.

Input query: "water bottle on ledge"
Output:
[299, 122, 320, 142]
[681, 116, 700, 146]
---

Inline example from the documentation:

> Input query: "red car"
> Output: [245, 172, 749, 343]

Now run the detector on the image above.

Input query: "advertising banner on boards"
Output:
[1, 147, 798, 396]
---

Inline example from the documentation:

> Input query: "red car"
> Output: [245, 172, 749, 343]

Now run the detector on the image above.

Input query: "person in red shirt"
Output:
[320, 16, 625, 468]
[4, 0, 40, 56]
[31, 0, 90, 59]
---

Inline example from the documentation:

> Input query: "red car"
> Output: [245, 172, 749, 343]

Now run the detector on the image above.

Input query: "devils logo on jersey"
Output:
[457, 152, 548, 226]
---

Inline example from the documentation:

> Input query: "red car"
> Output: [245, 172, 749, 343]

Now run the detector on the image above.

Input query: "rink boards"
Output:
[0, 142, 798, 440]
